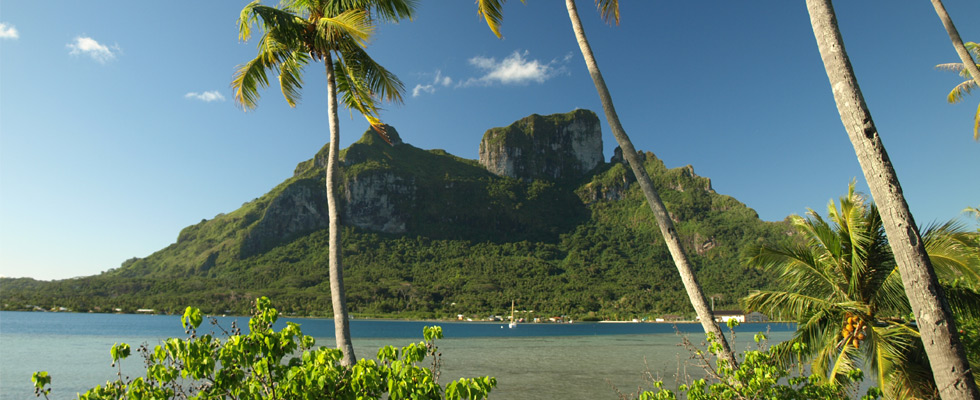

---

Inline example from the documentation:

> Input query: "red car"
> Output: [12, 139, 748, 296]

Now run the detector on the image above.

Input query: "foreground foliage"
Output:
[636, 323, 881, 400]
[742, 183, 980, 398]
[32, 297, 495, 399]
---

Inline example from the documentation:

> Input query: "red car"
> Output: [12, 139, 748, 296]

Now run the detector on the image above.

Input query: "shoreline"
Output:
[0, 310, 793, 325]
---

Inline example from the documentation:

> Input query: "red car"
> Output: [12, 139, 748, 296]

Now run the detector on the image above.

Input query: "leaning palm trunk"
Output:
[564, 0, 736, 367]
[806, 1, 978, 398]
[932, 0, 980, 90]
[325, 54, 356, 366]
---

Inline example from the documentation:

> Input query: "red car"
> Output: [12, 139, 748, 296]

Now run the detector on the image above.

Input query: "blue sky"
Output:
[1, 1, 978, 280]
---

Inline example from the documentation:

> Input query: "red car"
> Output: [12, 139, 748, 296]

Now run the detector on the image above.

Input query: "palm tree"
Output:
[936, 41, 980, 140]
[805, 0, 979, 397]
[232, 0, 415, 366]
[476, 0, 737, 367]
[743, 183, 980, 398]
[966, 206, 980, 224]
[931, 0, 980, 140]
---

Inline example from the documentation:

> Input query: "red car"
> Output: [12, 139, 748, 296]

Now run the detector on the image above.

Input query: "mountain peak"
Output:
[355, 124, 404, 147]
[479, 109, 603, 181]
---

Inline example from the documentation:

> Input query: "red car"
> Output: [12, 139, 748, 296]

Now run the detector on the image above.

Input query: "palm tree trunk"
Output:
[805, 1, 978, 398]
[325, 54, 356, 366]
[564, 0, 737, 368]
[931, 0, 980, 89]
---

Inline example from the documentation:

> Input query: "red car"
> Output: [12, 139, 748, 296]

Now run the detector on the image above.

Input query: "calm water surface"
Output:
[0, 311, 793, 399]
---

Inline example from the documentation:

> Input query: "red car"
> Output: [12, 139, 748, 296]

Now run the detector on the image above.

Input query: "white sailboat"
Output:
[508, 300, 517, 328]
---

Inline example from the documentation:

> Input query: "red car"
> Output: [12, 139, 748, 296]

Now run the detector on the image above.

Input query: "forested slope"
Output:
[1, 111, 790, 319]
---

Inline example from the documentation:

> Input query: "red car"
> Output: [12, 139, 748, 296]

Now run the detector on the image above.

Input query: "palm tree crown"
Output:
[743, 183, 980, 398]
[233, 0, 413, 140]
[936, 41, 980, 140]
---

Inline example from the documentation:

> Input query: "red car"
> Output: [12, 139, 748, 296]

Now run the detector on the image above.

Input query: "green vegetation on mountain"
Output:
[1, 111, 791, 320]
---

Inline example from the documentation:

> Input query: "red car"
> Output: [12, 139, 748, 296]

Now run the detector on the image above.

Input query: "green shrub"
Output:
[636, 321, 881, 400]
[32, 297, 495, 399]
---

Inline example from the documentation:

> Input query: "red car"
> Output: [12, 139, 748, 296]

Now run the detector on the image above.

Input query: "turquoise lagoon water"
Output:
[0, 311, 793, 399]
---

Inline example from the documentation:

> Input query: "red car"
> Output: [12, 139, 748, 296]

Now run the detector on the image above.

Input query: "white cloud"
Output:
[67, 36, 119, 63]
[185, 91, 226, 102]
[0, 23, 18, 39]
[463, 51, 567, 87]
[412, 84, 435, 97]
[411, 70, 454, 97]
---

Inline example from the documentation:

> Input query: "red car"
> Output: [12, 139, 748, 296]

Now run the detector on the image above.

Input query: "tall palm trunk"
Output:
[564, 0, 736, 367]
[805, 1, 978, 398]
[325, 54, 356, 366]
[932, 0, 980, 89]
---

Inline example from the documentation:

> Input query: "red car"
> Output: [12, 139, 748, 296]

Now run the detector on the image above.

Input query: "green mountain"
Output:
[0, 110, 789, 320]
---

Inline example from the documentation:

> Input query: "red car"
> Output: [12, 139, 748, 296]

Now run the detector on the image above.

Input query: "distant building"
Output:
[712, 310, 745, 323]
[659, 314, 682, 322]
[745, 311, 769, 323]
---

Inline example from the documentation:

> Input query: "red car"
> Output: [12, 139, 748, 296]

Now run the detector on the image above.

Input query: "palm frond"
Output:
[964, 206, 980, 221]
[278, 0, 312, 15]
[768, 308, 835, 366]
[968, 42, 980, 59]
[960, 67, 978, 80]
[595, 0, 619, 25]
[742, 290, 846, 321]
[337, 42, 405, 104]
[314, 9, 374, 52]
[826, 340, 862, 386]
[238, 0, 262, 41]
[796, 212, 853, 294]
[936, 62, 968, 72]
[880, 338, 939, 399]
[836, 189, 875, 295]
[947, 79, 978, 104]
[332, 56, 390, 143]
[943, 286, 980, 320]
[247, 4, 309, 50]
[315, 0, 418, 23]
[872, 340, 893, 394]
[798, 212, 844, 272]
[869, 270, 910, 317]
[923, 220, 980, 286]
[278, 50, 310, 107]
[866, 323, 921, 394]
[361, 0, 418, 22]
[974, 101, 979, 140]
[333, 55, 375, 111]
[860, 205, 897, 306]
[744, 244, 837, 296]
[477, 0, 508, 39]
[233, 32, 307, 110]
[232, 54, 273, 110]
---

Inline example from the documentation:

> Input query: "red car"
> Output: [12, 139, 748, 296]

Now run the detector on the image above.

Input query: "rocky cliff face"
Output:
[211, 112, 610, 258]
[342, 170, 413, 234]
[479, 109, 603, 181]
[240, 178, 328, 257]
